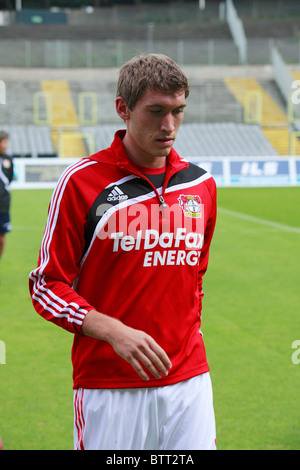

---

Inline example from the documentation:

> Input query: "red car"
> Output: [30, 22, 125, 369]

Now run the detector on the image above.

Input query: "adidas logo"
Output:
[107, 186, 129, 202]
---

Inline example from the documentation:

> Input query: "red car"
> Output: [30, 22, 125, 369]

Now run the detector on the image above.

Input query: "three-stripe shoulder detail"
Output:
[29, 159, 97, 326]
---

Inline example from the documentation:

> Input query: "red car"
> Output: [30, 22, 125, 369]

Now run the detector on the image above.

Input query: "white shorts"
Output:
[73, 373, 216, 451]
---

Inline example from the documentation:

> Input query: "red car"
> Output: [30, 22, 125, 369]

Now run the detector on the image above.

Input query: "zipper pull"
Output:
[160, 195, 168, 209]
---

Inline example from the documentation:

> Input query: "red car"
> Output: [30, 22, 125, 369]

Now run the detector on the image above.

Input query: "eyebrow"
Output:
[146, 103, 186, 109]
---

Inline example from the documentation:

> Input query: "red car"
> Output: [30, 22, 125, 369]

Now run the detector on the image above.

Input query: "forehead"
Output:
[137, 88, 186, 108]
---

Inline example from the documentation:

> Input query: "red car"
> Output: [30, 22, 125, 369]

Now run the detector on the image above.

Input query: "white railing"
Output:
[226, 0, 247, 64]
[270, 45, 300, 123]
[271, 46, 294, 103]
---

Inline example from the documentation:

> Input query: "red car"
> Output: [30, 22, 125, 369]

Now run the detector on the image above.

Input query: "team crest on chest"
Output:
[2, 159, 11, 169]
[178, 194, 202, 218]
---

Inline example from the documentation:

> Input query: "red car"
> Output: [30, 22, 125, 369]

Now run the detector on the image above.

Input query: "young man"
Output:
[29, 54, 217, 450]
[0, 131, 13, 260]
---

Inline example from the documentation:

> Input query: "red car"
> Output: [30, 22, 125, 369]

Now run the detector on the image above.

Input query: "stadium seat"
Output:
[223, 77, 292, 155]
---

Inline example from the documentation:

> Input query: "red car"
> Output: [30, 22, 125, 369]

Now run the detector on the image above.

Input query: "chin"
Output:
[155, 146, 172, 157]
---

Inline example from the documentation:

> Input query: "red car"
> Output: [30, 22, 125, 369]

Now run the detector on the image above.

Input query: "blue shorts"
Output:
[0, 213, 12, 234]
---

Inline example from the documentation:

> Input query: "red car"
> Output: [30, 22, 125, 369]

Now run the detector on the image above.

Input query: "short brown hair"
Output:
[116, 54, 189, 110]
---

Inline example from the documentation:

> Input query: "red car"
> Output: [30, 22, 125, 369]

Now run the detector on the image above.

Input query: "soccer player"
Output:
[29, 54, 217, 450]
[0, 131, 13, 260]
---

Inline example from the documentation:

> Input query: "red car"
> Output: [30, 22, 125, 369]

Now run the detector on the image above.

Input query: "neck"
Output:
[122, 133, 168, 169]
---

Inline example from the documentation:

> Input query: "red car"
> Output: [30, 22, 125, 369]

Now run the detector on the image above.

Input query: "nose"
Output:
[160, 113, 176, 134]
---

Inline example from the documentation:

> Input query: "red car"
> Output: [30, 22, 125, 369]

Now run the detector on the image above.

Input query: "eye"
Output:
[149, 108, 162, 114]
[173, 107, 185, 115]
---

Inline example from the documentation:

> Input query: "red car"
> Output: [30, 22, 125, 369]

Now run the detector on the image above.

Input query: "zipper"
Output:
[118, 150, 189, 209]
[159, 195, 168, 209]
[120, 165, 168, 208]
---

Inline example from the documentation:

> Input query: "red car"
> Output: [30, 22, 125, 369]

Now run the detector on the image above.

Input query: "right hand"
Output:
[82, 310, 172, 381]
[109, 322, 172, 381]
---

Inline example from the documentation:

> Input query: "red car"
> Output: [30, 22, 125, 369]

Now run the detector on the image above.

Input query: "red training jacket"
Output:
[29, 130, 217, 390]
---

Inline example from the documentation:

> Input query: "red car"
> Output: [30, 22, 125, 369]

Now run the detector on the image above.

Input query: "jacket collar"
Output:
[90, 129, 189, 176]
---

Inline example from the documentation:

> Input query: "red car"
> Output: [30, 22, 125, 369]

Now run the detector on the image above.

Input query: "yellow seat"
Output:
[224, 77, 294, 155]
[40, 80, 87, 158]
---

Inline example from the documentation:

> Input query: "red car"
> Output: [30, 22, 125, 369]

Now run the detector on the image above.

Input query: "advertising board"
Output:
[10, 157, 300, 190]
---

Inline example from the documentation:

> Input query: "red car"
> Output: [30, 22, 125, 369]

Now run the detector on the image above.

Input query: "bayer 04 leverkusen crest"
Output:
[178, 195, 202, 218]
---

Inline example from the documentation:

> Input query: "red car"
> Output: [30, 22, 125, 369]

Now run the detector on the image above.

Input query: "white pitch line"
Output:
[218, 207, 300, 234]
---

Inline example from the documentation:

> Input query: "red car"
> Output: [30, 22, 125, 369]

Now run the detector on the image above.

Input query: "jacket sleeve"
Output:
[7, 157, 14, 183]
[198, 176, 217, 304]
[2, 157, 14, 183]
[0, 157, 13, 184]
[29, 166, 95, 335]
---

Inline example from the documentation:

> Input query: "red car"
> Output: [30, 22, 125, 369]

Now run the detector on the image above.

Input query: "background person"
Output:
[0, 131, 13, 260]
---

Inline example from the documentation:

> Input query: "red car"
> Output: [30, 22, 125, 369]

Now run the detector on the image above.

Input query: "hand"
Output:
[109, 323, 172, 381]
[82, 310, 172, 381]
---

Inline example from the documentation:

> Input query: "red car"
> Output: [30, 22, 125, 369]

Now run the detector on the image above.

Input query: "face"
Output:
[0, 138, 8, 155]
[116, 88, 186, 168]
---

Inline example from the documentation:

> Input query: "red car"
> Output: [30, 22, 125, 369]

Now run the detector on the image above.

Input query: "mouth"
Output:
[156, 136, 174, 146]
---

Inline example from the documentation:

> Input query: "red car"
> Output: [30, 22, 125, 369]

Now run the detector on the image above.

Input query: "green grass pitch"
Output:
[0, 186, 299, 450]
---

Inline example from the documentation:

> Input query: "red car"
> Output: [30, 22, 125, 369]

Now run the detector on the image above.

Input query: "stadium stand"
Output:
[174, 122, 279, 157]
[223, 77, 293, 155]
[0, 71, 297, 158]
[40, 80, 87, 158]
[0, 125, 55, 158]
[0, 0, 299, 158]
[0, 122, 278, 159]
[81, 123, 279, 158]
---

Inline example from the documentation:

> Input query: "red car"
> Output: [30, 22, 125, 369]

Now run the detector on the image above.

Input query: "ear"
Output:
[115, 97, 131, 121]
